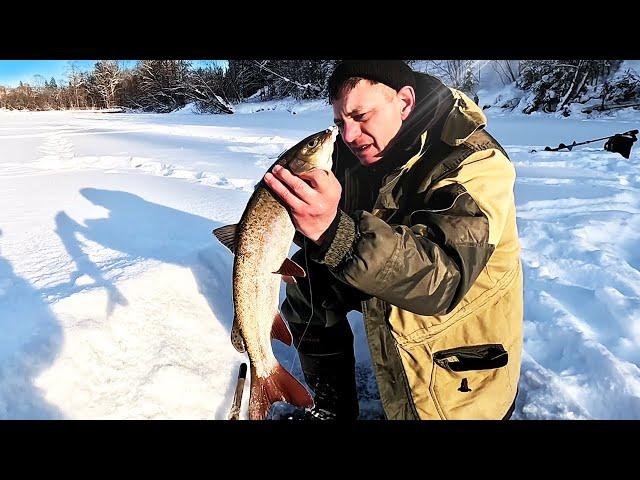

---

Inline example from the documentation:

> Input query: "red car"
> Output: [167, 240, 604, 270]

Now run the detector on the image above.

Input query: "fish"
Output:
[213, 126, 338, 420]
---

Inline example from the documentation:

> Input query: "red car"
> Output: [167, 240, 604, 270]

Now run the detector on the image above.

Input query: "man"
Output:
[263, 60, 523, 420]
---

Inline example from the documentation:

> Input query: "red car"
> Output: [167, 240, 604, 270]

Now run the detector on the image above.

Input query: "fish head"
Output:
[286, 126, 338, 175]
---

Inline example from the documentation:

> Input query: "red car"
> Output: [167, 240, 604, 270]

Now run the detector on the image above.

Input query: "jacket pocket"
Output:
[431, 343, 512, 419]
[433, 344, 508, 372]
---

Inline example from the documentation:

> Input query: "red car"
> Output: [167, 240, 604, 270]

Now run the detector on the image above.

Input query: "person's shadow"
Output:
[0, 229, 64, 418]
[53, 188, 332, 418]
[52, 188, 240, 419]
[52, 188, 235, 331]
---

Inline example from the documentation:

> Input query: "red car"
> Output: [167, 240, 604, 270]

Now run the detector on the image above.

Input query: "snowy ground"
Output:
[1, 101, 639, 419]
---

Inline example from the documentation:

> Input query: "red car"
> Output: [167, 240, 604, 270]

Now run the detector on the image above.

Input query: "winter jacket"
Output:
[311, 72, 523, 419]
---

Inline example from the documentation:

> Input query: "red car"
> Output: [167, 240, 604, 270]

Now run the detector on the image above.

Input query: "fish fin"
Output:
[249, 363, 314, 420]
[273, 258, 306, 277]
[212, 224, 238, 254]
[271, 312, 293, 346]
[282, 275, 297, 285]
[230, 318, 246, 353]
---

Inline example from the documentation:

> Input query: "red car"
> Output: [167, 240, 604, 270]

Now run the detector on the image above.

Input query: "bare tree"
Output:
[134, 60, 192, 112]
[188, 65, 234, 113]
[93, 60, 124, 108]
[8, 82, 38, 110]
[517, 60, 624, 114]
[32, 74, 46, 90]
[64, 61, 88, 109]
[492, 60, 520, 85]
[0, 86, 7, 109]
[224, 60, 334, 102]
[557, 60, 590, 110]
[420, 60, 479, 94]
[225, 60, 271, 102]
[250, 60, 329, 99]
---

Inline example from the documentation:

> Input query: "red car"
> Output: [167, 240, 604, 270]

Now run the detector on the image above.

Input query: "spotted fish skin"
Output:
[214, 127, 338, 420]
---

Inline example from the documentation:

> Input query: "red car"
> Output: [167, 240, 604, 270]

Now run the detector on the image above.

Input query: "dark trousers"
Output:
[280, 248, 369, 418]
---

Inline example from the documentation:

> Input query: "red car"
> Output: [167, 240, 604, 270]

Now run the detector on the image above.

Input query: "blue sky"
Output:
[0, 60, 226, 88]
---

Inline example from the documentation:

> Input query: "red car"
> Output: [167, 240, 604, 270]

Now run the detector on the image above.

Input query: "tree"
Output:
[225, 59, 270, 102]
[256, 60, 329, 99]
[227, 60, 335, 101]
[492, 60, 520, 85]
[418, 60, 480, 95]
[129, 60, 192, 112]
[517, 60, 622, 115]
[0, 86, 7, 109]
[188, 65, 234, 113]
[92, 60, 124, 108]
[58, 62, 95, 110]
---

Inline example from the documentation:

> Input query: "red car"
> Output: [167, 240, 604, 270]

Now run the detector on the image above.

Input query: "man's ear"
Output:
[397, 85, 416, 120]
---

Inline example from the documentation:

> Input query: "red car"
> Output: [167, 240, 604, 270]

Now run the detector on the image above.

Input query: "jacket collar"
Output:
[440, 88, 487, 147]
[374, 83, 487, 211]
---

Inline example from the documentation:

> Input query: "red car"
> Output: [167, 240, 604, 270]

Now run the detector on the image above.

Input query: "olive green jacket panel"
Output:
[384, 147, 519, 338]
[429, 148, 518, 248]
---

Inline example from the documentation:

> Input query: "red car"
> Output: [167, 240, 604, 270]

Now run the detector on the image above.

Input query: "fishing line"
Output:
[290, 134, 341, 367]
[288, 236, 315, 374]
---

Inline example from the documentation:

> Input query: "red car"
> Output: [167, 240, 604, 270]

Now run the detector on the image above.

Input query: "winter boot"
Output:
[297, 349, 360, 420]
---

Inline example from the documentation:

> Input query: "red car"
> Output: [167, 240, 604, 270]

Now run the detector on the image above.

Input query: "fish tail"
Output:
[248, 363, 314, 420]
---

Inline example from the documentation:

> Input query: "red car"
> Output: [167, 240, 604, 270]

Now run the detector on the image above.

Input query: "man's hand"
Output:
[264, 164, 341, 245]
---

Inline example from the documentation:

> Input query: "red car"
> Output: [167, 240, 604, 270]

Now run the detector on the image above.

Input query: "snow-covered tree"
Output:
[93, 60, 124, 109]
[0, 86, 8, 108]
[226, 60, 335, 102]
[62, 62, 90, 109]
[224, 60, 268, 102]
[492, 60, 520, 85]
[188, 65, 234, 114]
[132, 60, 192, 112]
[517, 60, 622, 115]
[416, 60, 479, 95]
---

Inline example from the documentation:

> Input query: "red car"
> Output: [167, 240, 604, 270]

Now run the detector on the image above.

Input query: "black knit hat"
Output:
[328, 60, 416, 101]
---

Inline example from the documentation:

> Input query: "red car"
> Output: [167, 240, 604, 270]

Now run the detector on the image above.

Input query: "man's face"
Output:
[332, 80, 409, 166]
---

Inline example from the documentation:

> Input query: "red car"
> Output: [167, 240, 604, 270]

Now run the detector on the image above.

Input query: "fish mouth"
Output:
[326, 125, 339, 142]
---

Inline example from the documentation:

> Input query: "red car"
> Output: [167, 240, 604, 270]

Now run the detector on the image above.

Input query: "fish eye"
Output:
[307, 138, 319, 149]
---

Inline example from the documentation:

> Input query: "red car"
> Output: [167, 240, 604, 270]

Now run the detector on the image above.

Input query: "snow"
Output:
[1, 98, 640, 419]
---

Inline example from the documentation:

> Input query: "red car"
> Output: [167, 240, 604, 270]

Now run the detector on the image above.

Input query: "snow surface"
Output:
[1, 100, 639, 419]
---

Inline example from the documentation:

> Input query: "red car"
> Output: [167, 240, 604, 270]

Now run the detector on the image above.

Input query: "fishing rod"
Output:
[531, 129, 638, 159]
[228, 362, 247, 420]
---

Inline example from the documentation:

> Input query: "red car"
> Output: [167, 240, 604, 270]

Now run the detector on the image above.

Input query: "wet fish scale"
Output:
[234, 189, 294, 377]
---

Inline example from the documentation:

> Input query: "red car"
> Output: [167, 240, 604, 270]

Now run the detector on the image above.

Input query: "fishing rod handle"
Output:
[228, 362, 248, 420]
